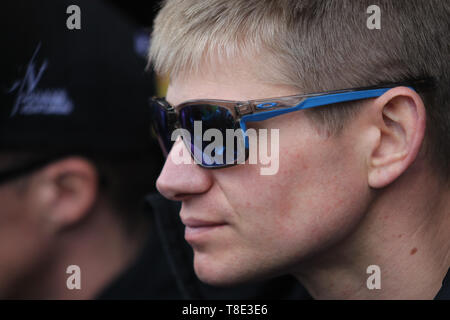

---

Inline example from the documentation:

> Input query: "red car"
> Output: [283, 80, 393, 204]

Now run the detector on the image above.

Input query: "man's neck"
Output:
[294, 166, 450, 299]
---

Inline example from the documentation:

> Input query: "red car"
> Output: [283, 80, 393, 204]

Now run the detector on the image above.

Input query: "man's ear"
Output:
[367, 87, 426, 188]
[31, 157, 99, 230]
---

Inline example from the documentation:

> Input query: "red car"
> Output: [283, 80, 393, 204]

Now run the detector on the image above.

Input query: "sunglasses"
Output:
[149, 79, 434, 168]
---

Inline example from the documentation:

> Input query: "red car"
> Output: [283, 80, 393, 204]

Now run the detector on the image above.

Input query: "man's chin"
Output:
[192, 252, 272, 287]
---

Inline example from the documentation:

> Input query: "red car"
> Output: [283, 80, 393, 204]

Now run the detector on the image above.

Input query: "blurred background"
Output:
[108, 0, 170, 97]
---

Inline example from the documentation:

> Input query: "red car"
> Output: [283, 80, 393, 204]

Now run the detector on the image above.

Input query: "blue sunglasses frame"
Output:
[150, 78, 434, 167]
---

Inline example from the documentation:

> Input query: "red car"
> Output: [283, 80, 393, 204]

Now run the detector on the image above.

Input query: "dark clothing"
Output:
[435, 269, 450, 300]
[97, 193, 311, 299]
[95, 198, 182, 299]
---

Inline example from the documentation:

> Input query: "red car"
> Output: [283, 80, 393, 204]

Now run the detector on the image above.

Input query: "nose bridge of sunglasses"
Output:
[167, 109, 179, 128]
[235, 102, 255, 117]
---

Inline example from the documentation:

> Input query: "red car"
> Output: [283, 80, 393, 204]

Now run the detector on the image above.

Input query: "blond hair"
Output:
[149, 0, 450, 177]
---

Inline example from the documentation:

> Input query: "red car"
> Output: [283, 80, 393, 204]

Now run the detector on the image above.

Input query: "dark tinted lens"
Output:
[150, 101, 173, 155]
[179, 104, 245, 167]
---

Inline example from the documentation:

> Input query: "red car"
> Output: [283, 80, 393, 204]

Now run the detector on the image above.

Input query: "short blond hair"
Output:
[149, 0, 450, 178]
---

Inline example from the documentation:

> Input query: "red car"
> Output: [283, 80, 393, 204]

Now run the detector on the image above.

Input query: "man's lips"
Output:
[182, 217, 226, 228]
[182, 218, 227, 240]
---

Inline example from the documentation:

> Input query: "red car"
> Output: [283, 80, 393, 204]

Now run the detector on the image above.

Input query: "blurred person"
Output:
[0, 0, 164, 299]
[150, 0, 450, 299]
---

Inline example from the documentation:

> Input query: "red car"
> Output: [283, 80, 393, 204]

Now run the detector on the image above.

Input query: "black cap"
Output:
[0, 0, 156, 155]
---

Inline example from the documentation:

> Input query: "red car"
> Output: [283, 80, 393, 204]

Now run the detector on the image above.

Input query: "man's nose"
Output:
[156, 140, 213, 201]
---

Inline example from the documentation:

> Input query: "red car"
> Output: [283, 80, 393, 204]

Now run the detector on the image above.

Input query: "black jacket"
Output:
[435, 268, 450, 300]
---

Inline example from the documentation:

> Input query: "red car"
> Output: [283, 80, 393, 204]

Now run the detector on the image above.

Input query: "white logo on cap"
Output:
[7, 43, 74, 117]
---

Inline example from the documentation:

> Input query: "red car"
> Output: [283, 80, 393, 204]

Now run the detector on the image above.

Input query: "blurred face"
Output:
[0, 166, 52, 297]
[156, 61, 373, 286]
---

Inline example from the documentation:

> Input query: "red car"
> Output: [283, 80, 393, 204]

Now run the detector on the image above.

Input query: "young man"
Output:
[149, 0, 450, 299]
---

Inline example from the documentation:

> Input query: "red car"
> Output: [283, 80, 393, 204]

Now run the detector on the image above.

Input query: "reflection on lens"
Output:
[179, 104, 244, 167]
